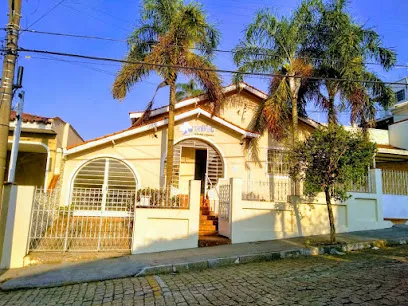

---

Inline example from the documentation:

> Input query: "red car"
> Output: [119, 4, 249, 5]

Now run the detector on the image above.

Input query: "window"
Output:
[267, 149, 289, 176]
[71, 158, 137, 211]
[395, 89, 405, 102]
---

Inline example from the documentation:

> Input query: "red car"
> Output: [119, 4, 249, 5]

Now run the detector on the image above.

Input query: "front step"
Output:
[199, 230, 219, 236]
[200, 224, 216, 231]
[199, 202, 219, 237]
[200, 215, 217, 221]
[200, 219, 218, 226]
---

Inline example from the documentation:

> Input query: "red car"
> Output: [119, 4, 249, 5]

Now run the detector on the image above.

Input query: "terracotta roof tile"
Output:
[10, 111, 52, 124]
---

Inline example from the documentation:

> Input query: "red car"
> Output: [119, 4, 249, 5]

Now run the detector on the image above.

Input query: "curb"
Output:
[135, 237, 408, 277]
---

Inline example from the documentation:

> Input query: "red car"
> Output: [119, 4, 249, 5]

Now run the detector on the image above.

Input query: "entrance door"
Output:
[194, 149, 207, 194]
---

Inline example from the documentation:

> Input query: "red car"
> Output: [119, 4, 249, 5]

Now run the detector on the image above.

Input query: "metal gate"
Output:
[28, 187, 135, 252]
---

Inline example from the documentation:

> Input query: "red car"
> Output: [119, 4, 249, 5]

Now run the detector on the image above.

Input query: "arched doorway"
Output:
[169, 138, 224, 194]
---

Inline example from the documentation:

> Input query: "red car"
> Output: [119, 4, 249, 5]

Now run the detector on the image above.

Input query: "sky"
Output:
[1, 0, 408, 141]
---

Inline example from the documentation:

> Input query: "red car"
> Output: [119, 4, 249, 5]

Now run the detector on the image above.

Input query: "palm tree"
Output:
[176, 80, 205, 101]
[309, 0, 396, 126]
[233, 1, 318, 146]
[112, 0, 223, 187]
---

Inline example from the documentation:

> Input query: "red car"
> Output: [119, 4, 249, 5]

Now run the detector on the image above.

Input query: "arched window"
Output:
[71, 158, 137, 211]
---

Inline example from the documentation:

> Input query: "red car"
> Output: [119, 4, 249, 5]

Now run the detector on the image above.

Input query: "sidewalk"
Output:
[1, 225, 408, 291]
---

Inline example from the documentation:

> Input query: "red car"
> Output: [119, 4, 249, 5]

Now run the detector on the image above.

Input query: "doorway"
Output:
[194, 149, 207, 194]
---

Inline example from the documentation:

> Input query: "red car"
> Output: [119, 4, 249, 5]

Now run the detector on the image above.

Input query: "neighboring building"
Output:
[7, 111, 83, 188]
[376, 77, 408, 129]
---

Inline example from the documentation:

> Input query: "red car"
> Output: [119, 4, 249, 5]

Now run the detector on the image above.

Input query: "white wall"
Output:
[389, 120, 408, 150]
[383, 195, 408, 219]
[131, 180, 200, 254]
[228, 171, 392, 244]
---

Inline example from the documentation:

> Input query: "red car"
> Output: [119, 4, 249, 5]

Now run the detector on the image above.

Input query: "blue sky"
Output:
[1, 0, 408, 140]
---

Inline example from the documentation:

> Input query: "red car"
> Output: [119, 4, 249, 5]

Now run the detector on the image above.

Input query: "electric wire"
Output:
[9, 28, 408, 69]
[12, 47, 408, 87]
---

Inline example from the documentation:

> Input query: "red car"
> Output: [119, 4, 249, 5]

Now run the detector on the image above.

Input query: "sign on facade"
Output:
[179, 122, 215, 136]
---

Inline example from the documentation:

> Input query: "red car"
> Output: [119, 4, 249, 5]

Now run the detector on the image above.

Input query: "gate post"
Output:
[229, 178, 242, 244]
[0, 184, 35, 269]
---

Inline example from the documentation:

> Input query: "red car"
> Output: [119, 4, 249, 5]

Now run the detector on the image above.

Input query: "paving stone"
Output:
[1, 245, 408, 305]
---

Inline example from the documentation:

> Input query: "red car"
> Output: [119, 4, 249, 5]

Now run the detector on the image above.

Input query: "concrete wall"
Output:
[0, 185, 35, 269]
[228, 170, 392, 244]
[389, 120, 408, 150]
[131, 181, 201, 254]
[383, 195, 408, 220]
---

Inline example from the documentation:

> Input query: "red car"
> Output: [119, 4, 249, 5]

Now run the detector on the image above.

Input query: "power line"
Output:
[25, 55, 157, 86]
[26, 0, 67, 30]
[12, 28, 408, 69]
[18, 28, 127, 42]
[13, 47, 408, 86]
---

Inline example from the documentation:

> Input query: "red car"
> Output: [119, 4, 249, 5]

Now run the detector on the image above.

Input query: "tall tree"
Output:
[233, 1, 319, 146]
[308, 0, 396, 126]
[176, 79, 205, 101]
[112, 0, 223, 187]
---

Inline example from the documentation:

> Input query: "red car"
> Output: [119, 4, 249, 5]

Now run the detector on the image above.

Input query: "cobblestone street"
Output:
[1, 245, 407, 305]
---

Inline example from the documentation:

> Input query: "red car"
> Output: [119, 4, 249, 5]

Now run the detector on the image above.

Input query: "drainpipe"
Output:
[8, 91, 24, 183]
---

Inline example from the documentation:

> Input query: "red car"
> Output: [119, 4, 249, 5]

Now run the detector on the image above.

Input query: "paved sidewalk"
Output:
[1, 225, 407, 291]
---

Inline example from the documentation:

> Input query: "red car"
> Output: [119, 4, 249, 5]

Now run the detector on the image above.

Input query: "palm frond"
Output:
[112, 57, 154, 100]
[179, 52, 223, 113]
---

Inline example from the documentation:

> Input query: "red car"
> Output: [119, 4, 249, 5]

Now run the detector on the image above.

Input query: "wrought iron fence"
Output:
[29, 187, 135, 252]
[382, 169, 408, 195]
[219, 184, 231, 220]
[135, 186, 189, 208]
[348, 173, 375, 193]
[242, 179, 290, 202]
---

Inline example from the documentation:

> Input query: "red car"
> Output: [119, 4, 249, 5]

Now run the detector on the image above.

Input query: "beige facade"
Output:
[61, 84, 318, 206]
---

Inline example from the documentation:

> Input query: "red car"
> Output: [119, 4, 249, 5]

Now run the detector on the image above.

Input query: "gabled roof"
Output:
[129, 82, 268, 123]
[128, 81, 320, 129]
[65, 107, 260, 155]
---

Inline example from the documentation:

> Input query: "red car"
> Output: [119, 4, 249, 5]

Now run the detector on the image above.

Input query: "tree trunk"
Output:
[324, 186, 336, 243]
[328, 92, 336, 126]
[291, 95, 299, 146]
[165, 82, 176, 187]
[289, 76, 300, 195]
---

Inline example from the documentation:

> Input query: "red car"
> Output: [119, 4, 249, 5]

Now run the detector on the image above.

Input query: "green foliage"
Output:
[304, 0, 397, 126]
[113, 0, 223, 108]
[290, 125, 376, 202]
[233, 0, 319, 157]
[176, 79, 204, 101]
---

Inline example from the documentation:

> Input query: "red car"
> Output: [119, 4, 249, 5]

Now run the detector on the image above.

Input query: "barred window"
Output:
[267, 149, 289, 176]
[395, 89, 405, 102]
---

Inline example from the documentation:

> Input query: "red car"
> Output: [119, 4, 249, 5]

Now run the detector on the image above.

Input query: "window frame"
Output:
[395, 89, 405, 102]
[266, 147, 290, 178]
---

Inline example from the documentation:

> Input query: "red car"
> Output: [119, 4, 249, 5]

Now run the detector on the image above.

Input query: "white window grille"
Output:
[267, 149, 290, 176]
[71, 158, 137, 212]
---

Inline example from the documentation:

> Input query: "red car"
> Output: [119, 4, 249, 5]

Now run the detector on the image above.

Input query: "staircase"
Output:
[198, 196, 231, 247]
[199, 206, 218, 236]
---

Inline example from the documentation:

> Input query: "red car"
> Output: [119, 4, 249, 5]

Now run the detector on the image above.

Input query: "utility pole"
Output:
[0, 0, 22, 203]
